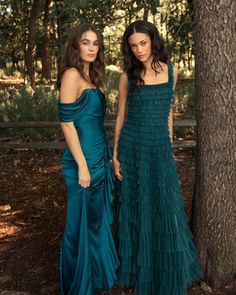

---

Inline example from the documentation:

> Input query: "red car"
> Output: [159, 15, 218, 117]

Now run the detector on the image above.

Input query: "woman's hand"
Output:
[78, 162, 91, 188]
[112, 157, 123, 181]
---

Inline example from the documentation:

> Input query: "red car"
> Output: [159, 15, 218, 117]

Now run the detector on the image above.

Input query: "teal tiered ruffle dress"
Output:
[117, 63, 203, 295]
[58, 88, 119, 295]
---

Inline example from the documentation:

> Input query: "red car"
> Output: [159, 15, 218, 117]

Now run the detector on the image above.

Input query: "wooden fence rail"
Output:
[0, 119, 196, 149]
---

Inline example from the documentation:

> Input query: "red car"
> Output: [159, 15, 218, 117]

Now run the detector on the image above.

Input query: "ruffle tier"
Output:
[127, 82, 174, 126]
[116, 140, 203, 295]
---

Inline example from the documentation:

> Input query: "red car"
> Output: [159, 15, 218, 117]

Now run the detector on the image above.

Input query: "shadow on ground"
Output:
[0, 150, 234, 295]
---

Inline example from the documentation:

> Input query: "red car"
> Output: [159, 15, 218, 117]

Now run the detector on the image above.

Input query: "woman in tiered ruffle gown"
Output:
[58, 23, 119, 295]
[113, 20, 203, 295]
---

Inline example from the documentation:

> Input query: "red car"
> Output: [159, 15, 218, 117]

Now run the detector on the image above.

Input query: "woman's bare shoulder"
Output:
[62, 67, 82, 82]
[60, 68, 83, 103]
[120, 71, 129, 84]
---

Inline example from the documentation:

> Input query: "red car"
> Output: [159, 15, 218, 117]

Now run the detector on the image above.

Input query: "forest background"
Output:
[0, 0, 195, 143]
[0, 0, 235, 295]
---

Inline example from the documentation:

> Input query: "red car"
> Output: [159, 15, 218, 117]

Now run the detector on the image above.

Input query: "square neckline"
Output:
[135, 62, 172, 88]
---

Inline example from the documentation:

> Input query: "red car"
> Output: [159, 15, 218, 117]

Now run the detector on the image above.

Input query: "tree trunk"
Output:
[11, 50, 17, 70]
[25, 0, 42, 88]
[23, 0, 28, 85]
[41, 0, 52, 81]
[55, 0, 68, 82]
[143, 8, 149, 21]
[192, 0, 236, 288]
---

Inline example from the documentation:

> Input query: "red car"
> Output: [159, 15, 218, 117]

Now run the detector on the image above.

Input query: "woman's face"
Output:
[79, 30, 99, 63]
[128, 32, 152, 63]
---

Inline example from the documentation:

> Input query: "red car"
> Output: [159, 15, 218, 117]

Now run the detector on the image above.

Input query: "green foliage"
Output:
[0, 75, 196, 141]
[62, 0, 117, 30]
[0, 0, 28, 69]
[165, 0, 194, 69]
[174, 79, 195, 118]
[0, 0, 195, 80]
[0, 85, 60, 141]
[0, 85, 58, 122]
[103, 65, 122, 119]
[0, 68, 22, 79]
[0, 0, 196, 142]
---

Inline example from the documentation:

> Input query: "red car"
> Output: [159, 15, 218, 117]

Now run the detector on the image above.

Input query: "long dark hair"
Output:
[59, 23, 105, 87]
[122, 20, 170, 85]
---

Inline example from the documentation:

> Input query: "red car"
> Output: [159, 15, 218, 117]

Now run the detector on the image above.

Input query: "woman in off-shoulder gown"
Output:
[57, 23, 119, 295]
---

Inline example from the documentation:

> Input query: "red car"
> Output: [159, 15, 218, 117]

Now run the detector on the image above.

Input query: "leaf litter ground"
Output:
[0, 149, 235, 295]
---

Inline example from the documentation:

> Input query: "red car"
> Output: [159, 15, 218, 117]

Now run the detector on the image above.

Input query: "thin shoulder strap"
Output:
[168, 62, 174, 88]
[127, 76, 135, 92]
[128, 78, 133, 89]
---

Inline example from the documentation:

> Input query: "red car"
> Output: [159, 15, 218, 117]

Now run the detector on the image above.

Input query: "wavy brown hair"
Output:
[122, 20, 170, 86]
[58, 23, 105, 88]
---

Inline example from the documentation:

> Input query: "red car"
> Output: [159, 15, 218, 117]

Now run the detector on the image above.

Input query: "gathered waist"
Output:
[74, 117, 104, 131]
[62, 134, 111, 170]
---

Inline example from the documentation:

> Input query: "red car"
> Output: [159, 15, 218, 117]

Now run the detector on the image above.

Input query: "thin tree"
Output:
[42, 0, 52, 81]
[25, 0, 42, 88]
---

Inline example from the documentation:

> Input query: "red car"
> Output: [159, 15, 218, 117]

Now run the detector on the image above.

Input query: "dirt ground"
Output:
[0, 149, 235, 295]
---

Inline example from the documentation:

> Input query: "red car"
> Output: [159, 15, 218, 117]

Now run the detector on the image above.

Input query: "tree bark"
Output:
[192, 0, 236, 288]
[41, 0, 52, 81]
[143, 7, 149, 21]
[11, 49, 18, 71]
[55, 0, 69, 82]
[25, 0, 42, 88]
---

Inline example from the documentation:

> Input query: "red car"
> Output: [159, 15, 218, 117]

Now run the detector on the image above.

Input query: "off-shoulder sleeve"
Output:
[57, 101, 78, 122]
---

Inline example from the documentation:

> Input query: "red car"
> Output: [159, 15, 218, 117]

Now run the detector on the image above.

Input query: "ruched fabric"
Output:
[58, 88, 119, 295]
[116, 63, 203, 295]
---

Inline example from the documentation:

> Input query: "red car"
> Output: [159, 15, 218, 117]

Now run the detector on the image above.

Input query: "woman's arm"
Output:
[168, 65, 178, 143]
[60, 68, 91, 188]
[112, 72, 128, 180]
[168, 107, 174, 143]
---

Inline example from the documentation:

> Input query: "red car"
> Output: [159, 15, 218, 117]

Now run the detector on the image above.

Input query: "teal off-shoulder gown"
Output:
[58, 88, 119, 295]
[117, 63, 203, 295]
